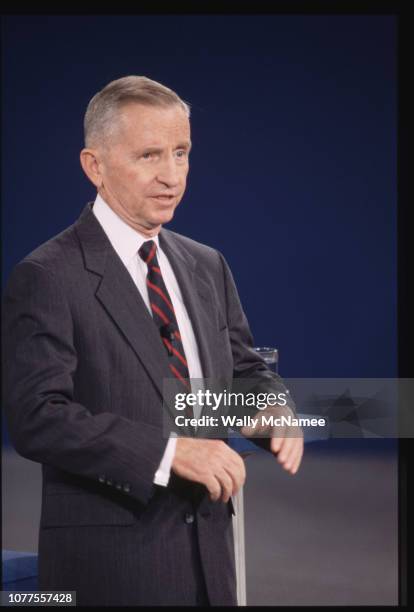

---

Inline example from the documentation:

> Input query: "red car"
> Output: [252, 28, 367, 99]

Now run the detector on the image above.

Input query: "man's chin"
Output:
[153, 208, 176, 226]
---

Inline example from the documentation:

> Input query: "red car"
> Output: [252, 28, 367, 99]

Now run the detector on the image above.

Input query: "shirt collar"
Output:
[92, 193, 160, 266]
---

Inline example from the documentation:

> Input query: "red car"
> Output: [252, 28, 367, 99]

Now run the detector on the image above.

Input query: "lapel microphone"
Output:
[159, 323, 176, 355]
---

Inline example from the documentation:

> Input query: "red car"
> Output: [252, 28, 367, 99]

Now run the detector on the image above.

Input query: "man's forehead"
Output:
[119, 102, 189, 125]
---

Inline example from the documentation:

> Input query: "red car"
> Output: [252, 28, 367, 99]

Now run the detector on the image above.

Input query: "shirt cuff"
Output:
[153, 434, 177, 487]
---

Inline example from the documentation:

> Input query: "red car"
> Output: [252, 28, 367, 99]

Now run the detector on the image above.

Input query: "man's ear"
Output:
[80, 148, 103, 188]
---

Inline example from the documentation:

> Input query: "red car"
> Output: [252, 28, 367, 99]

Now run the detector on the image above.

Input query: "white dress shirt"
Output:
[92, 193, 204, 486]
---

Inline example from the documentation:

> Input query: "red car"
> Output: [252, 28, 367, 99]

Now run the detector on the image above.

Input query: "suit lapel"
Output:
[159, 228, 218, 382]
[75, 203, 177, 417]
[159, 229, 228, 437]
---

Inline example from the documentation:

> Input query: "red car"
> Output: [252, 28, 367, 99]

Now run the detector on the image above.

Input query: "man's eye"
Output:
[142, 152, 153, 160]
[176, 150, 188, 159]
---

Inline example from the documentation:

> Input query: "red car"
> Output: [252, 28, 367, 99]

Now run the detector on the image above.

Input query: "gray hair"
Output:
[84, 75, 191, 148]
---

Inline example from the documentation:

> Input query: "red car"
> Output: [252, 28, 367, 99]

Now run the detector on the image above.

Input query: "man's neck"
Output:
[97, 189, 161, 238]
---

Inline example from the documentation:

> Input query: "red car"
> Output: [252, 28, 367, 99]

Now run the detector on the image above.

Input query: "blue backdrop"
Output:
[2, 14, 397, 384]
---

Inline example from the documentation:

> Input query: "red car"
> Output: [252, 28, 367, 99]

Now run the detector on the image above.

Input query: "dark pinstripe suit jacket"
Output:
[2, 202, 291, 605]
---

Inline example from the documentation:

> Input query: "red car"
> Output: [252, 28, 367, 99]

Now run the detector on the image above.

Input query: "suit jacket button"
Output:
[106, 479, 113, 486]
[98, 475, 106, 483]
[123, 483, 131, 493]
[184, 512, 194, 524]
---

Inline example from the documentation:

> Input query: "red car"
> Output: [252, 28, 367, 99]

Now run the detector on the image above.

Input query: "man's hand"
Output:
[240, 405, 304, 475]
[172, 439, 246, 502]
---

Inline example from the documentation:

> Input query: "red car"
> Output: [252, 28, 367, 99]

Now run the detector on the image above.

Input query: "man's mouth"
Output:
[151, 193, 175, 202]
[151, 195, 176, 202]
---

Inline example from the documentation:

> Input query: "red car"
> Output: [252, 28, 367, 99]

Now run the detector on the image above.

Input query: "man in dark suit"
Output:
[2, 76, 303, 606]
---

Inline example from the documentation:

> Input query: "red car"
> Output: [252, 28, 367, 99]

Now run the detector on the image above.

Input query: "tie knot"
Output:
[138, 240, 157, 264]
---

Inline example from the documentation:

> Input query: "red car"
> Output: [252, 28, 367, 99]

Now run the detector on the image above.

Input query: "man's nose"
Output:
[156, 154, 181, 186]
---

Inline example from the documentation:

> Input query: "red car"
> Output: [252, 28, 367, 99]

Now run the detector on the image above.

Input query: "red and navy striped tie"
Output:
[138, 240, 194, 422]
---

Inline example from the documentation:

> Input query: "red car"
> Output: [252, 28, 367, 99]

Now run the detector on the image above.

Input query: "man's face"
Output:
[97, 103, 191, 235]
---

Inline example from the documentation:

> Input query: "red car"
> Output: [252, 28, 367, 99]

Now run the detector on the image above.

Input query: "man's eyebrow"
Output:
[177, 141, 192, 150]
[132, 145, 162, 155]
[132, 141, 192, 155]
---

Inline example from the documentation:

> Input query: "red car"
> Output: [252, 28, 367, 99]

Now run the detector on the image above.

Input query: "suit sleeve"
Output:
[217, 251, 298, 450]
[2, 259, 168, 505]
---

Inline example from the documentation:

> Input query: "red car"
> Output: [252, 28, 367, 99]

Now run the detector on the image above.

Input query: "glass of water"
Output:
[254, 347, 278, 373]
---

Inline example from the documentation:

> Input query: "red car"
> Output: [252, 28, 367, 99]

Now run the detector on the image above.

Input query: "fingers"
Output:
[205, 475, 222, 502]
[215, 468, 234, 503]
[205, 461, 245, 502]
[223, 457, 246, 498]
[208, 446, 246, 502]
[275, 435, 304, 474]
[289, 445, 303, 474]
[214, 449, 246, 502]
[240, 408, 304, 476]
[270, 426, 286, 453]
[276, 432, 296, 463]
[172, 439, 247, 501]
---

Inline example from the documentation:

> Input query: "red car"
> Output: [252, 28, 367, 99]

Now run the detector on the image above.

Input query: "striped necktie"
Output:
[138, 240, 194, 422]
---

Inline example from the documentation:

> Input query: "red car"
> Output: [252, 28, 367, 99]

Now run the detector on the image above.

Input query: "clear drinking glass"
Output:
[254, 346, 278, 373]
